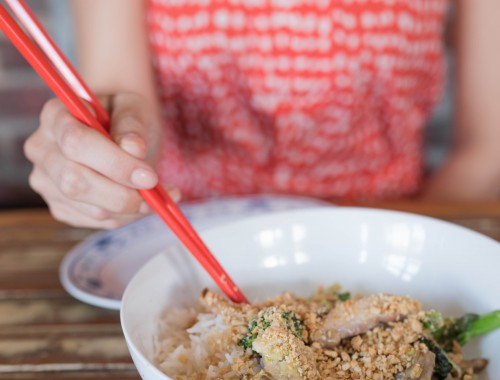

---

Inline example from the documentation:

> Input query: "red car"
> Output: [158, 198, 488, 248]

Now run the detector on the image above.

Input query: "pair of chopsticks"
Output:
[0, 0, 248, 304]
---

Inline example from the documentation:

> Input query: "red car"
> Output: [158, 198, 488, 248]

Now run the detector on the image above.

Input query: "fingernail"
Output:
[131, 168, 158, 188]
[118, 133, 147, 159]
[139, 201, 151, 214]
[166, 185, 182, 202]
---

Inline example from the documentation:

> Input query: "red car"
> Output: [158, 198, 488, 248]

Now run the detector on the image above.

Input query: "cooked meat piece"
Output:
[252, 371, 274, 380]
[459, 358, 489, 374]
[199, 288, 233, 311]
[252, 308, 319, 380]
[397, 350, 436, 380]
[200, 288, 254, 316]
[312, 293, 421, 348]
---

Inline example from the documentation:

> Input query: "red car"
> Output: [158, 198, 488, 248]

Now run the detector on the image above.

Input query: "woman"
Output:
[24, 0, 500, 229]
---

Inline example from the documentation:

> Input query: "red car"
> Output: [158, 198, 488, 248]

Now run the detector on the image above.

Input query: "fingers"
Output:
[36, 150, 147, 213]
[26, 103, 156, 213]
[29, 168, 147, 229]
[54, 119, 158, 189]
[35, 95, 159, 191]
[48, 201, 140, 230]
[39, 97, 67, 130]
[30, 166, 184, 230]
[24, 94, 175, 230]
[110, 93, 158, 159]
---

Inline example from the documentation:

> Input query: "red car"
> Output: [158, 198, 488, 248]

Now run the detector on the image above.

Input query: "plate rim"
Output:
[59, 195, 331, 310]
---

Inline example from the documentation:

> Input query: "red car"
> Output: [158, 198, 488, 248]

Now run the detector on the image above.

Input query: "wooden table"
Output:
[0, 209, 138, 380]
[2, 202, 500, 379]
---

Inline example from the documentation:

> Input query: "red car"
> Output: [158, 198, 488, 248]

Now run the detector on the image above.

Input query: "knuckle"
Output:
[108, 190, 138, 213]
[39, 98, 63, 125]
[103, 220, 121, 230]
[102, 218, 128, 230]
[23, 131, 47, 164]
[112, 113, 144, 137]
[58, 121, 84, 157]
[28, 170, 43, 193]
[48, 205, 70, 225]
[28, 171, 54, 204]
[59, 164, 86, 199]
[89, 206, 110, 221]
[23, 135, 37, 162]
[115, 92, 141, 105]
[119, 113, 137, 124]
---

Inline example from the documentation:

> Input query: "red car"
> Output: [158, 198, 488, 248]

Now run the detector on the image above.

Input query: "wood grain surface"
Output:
[0, 209, 138, 380]
[1, 203, 500, 379]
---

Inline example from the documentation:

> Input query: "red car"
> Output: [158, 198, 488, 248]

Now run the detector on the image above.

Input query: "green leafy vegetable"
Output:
[456, 310, 500, 346]
[239, 334, 257, 349]
[418, 337, 453, 380]
[281, 311, 304, 338]
[337, 292, 351, 301]
[239, 307, 305, 350]
[421, 309, 444, 332]
[426, 310, 500, 351]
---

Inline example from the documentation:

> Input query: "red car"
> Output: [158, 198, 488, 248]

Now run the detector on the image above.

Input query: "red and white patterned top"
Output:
[146, 0, 449, 201]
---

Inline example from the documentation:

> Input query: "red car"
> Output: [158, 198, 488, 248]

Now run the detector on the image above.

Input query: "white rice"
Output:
[154, 307, 258, 379]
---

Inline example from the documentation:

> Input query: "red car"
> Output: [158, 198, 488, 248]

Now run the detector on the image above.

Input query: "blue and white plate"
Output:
[59, 194, 330, 310]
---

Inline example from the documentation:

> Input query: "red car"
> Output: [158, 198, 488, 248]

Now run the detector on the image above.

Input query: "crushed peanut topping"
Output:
[156, 288, 490, 380]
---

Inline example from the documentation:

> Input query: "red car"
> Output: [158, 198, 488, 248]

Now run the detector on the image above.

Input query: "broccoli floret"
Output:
[239, 334, 257, 349]
[421, 310, 444, 333]
[431, 310, 500, 351]
[239, 307, 305, 350]
[239, 310, 271, 349]
[337, 292, 351, 302]
[418, 337, 453, 380]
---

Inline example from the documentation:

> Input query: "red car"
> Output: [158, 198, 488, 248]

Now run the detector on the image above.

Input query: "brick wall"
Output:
[0, 0, 73, 208]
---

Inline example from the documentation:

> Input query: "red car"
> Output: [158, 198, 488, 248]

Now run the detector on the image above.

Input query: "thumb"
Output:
[109, 93, 154, 160]
[115, 120, 148, 159]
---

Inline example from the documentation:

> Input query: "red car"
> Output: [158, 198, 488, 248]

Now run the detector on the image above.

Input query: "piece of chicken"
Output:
[312, 293, 421, 348]
[397, 350, 436, 380]
[199, 288, 239, 313]
[251, 307, 319, 380]
[199, 288, 255, 318]
[198, 288, 257, 341]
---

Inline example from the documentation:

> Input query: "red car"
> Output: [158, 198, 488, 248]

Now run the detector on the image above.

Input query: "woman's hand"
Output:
[29, 0, 175, 228]
[24, 93, 177, 229]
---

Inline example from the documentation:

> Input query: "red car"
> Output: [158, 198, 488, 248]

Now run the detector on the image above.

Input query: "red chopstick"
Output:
[0, 1, 248, 304]
[4, 0, 110, 128]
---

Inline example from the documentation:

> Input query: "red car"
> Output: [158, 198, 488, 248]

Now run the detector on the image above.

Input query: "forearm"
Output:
[423, 147, 500, 200]
[71, 0, 157, 100]
[70, 0, 163, 165]
[423, 0, 500, 200]
[24, 1, 178, 229]
[454, 0, 500, 148]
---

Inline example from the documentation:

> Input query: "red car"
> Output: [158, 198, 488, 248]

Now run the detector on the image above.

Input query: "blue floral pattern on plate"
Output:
[59, 195, 330, 310]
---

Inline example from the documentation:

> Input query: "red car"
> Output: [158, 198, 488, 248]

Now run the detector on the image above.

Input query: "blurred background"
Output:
[0, 0, 73, 208]
[0, 1, 453, 209]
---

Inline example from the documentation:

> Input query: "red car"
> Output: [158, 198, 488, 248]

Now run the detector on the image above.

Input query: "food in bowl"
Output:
[154, 285, 500, 380]
[120, 208, 500, 380]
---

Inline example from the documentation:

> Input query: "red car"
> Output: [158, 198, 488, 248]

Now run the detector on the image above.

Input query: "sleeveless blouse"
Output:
[146, 0, 449, 201]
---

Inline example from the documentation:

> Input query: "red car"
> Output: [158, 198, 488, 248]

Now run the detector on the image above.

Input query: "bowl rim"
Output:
[120, 206, 500, 379]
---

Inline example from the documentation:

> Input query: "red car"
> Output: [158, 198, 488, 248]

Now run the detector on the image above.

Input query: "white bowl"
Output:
[121, 207, 500, 379]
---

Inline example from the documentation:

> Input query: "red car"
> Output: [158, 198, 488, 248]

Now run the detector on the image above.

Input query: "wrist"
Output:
[423, 145, 500, 201]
